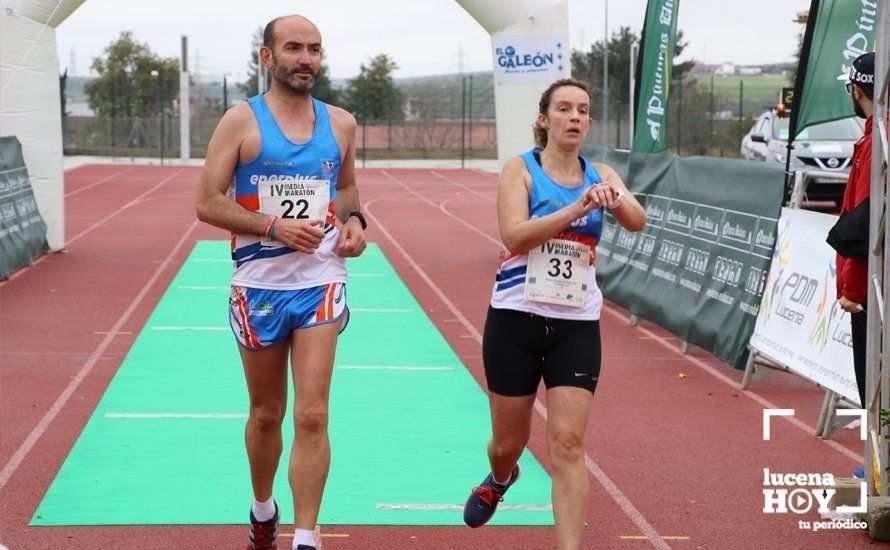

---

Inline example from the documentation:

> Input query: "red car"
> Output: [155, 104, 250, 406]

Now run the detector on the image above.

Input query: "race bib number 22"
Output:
[258, 179, 330, 246]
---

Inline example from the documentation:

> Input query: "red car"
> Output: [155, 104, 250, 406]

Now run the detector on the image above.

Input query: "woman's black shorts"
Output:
[482, 306, 602, 397]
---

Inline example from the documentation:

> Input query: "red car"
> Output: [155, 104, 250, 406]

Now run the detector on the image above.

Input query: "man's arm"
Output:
[329, 107, 366, 257]
[332, 109, 360, 219]
[195, 104, 268, 236]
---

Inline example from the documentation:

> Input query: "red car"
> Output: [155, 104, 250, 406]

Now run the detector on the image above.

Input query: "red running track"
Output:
[0, 164, 873, 549]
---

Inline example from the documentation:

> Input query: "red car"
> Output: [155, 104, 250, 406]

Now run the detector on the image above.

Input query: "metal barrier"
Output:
[743, 168, 859, 439]
[788, 169, 849, 209]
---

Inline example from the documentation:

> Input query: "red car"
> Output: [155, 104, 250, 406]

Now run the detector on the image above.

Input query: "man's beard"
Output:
[271, 56, 317, 96]
[852, 95, 866, 118]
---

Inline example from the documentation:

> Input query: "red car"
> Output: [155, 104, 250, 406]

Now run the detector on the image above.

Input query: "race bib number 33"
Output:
[525, 238, 590, 307]
[259, 179, 330, 246]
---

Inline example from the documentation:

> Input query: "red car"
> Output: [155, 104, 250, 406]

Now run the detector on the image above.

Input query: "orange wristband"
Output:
[264, 216, 278, 238]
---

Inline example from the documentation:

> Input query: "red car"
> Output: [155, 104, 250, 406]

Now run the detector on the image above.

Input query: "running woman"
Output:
[195, 15, 366, 550]
[463, 78, 646, 549]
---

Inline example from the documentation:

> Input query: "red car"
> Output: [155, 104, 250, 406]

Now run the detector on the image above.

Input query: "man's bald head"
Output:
[263, 15, 320, 48]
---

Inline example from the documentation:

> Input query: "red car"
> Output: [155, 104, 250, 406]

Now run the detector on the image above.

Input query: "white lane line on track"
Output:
[65, 166, 134, 197]
[178, 286, 228, 290]
[66, 168, 186, 247]
[350, 308, 413, 313]
[381, 170, 504, 250]
[105, 413, 247, 419]
[599, 305, 861, 463]
[176, 276, 388, 292]
[0, 168, 187, 288]
[338, 366, 455, 371]
[430, 170, 497, 202]
[376, 503, 552, 512]
[364, 176, 671, 550]
[0, 219, 201, 492]
[150, 326, 227, 331]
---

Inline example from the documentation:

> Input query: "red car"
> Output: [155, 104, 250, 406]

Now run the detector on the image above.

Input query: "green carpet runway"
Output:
[32, 241, 554, 526]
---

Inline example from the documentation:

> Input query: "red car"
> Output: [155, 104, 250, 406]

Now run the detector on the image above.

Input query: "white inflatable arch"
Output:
[456, 0, 570, 168]
[0, 0, 569, 250]
[1, 0, 86, 250]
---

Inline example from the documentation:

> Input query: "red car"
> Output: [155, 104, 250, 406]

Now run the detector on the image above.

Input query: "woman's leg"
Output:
[465, 307, 543, 527]
[542, 318, 601, 549]
[488, 392, 536, 482]
[546, 386, 593, 550]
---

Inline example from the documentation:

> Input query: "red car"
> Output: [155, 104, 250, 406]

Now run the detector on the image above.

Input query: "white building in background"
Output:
[737, 66, 762, 76]
[716, 62, 735, 75]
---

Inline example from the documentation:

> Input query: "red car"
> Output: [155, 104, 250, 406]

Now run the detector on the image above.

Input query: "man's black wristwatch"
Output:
[347, 211, 367, 230]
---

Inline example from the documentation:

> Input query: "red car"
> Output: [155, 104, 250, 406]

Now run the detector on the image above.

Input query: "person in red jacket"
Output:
[836, 52, 874, 407]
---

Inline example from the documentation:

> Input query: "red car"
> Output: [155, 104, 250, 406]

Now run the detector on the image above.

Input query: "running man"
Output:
[195, 15, 366, 550]
[462, 79, 646, 549]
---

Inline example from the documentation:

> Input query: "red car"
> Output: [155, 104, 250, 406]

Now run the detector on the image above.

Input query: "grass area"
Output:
[710, 75, 790, 91]
[691, 74, 791, 117]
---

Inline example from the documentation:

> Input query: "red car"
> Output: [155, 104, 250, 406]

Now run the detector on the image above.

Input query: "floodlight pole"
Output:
[629, 40, 638, 148]
[179, 35, 190, 161]
[602, 0, 609, 144]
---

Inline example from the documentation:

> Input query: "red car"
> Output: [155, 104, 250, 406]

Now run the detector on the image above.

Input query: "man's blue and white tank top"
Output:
[230, 94, 345, 290]
[490, 148, 605, 320]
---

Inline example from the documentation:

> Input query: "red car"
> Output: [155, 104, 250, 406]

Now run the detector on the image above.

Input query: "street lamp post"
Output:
[222, 74, 228, 115]
[602, 0, 609, 145]
[151, 69, 164, 165]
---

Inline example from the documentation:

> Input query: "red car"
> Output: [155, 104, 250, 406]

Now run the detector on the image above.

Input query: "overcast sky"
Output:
[57, 0, 808, 81]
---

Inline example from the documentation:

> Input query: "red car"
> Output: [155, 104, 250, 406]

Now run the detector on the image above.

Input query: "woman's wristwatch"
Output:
[606, 190, 625, 211]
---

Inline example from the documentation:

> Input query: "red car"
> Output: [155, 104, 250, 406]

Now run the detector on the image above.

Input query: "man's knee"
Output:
[249, 404, 285, 433]
[295, 406, 328, 435]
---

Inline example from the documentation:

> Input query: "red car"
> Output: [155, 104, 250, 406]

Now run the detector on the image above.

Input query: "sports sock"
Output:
[252, 497, 276, 522]
[492, 469, 512, 488]
[292, 528, 316, 548]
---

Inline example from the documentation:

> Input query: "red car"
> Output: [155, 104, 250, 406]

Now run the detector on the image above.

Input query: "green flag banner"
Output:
[631, 0, 680, 153]
[583, 146, 785, 369]
[790, 0, 877, 139]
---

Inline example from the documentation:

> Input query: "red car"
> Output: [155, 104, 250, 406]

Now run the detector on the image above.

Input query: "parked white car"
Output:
[740, 110, 863, 204]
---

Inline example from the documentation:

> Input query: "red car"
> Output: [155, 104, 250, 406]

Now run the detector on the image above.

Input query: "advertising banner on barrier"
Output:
[749, 207, 858, 404]
[583, 146, 784, 369]
[0, 136, 49, 279]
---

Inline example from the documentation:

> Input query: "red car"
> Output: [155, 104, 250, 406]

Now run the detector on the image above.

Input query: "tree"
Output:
[672, 31, 695, 84]
[241, 27, 263, 98]
[312, 63, 339, 105]
[398, 77, 463, 150]
[59, 69, 68, 119]
[571, 27, 694, 117]
[788, 31, 804, 85]
[84, 31, 179, 118]
[59, 69, 69, 138]
[572, 26, 638, 116]
[342, 54, 404, 121]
